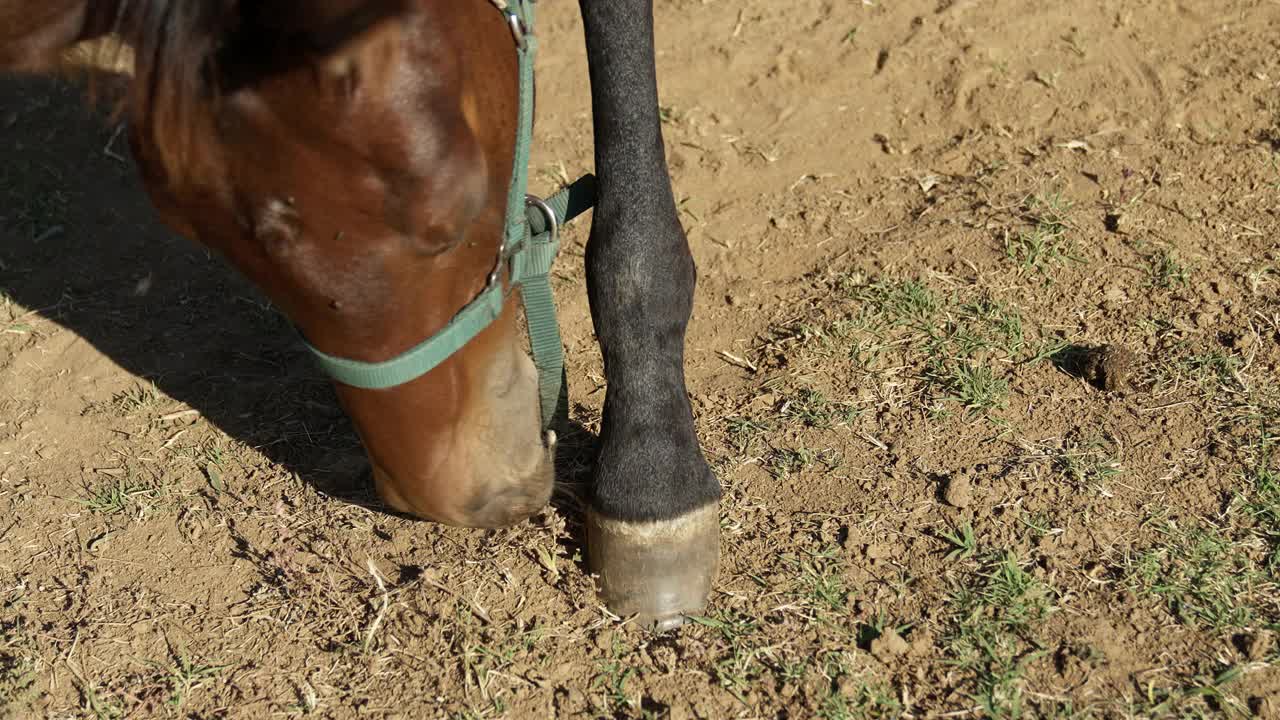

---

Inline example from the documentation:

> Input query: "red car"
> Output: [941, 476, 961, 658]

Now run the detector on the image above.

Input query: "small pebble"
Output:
[1104, 212, 1129, 233]
[1243, 630, 1275, 661]
[909, 630, 935, 656]
[593, 630, 615, 652]
[943, 474, 973, 508]
[871, 627, 910, 660]
[865, 543, 890, 560]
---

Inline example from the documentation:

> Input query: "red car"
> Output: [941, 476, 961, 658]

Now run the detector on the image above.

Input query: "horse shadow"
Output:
[0, 74, 597, 537]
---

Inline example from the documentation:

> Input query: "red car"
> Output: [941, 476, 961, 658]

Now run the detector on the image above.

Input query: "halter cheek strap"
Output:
[301, 0, 595, 431]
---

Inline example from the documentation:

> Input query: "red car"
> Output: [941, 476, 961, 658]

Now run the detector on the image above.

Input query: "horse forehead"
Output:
[227, 68, 450, 171]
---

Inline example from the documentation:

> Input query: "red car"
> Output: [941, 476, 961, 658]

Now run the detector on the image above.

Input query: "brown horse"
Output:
[1, 0, 719, 629]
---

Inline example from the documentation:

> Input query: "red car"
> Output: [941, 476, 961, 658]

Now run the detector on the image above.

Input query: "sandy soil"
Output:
[2, 0, 1279, 717]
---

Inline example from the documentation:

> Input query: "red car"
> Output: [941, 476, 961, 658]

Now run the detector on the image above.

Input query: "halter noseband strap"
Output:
[301, 0, 594, 430]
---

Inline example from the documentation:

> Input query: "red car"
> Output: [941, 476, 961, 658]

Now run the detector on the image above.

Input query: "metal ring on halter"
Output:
[486, 238, 507, 287]
[506, 13, 528, 51]
[524, 194, 559, 244]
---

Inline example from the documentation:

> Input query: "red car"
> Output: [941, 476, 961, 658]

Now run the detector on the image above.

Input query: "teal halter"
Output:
[302, 0, 593, 429]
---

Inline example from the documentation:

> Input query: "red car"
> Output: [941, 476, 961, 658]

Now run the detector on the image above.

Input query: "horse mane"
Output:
[87, 0, 411, 189]
[100, 0, 239, 188]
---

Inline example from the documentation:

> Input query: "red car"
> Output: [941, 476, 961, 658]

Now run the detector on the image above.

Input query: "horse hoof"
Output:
[586, 503, 719, 631]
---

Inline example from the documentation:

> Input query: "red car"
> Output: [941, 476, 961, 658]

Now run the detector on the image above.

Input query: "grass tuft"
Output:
[79, 474, 156, 517]
[591, 636, 637, 717]
[937, 362, 1009, 414]
[1004, 192, 1082, 278]
[778, 387, 858, 429]
[942, 522, 978, 561]
[1145, 248, 1190, 289]
[0, 628, 38, 710]
[1127, 522, 1270, 630]
[689, 610, 766, 704]
[767, 446, 841, 479]
[150, 654, 228, 709]
[1055, 436, 1123, 493]
[945, 552, 1055, 718]
[785, 546, 850, 620]
[818, 676, 902, 720]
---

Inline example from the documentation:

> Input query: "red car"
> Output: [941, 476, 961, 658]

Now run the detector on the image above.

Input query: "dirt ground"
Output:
[3, 0, 1280, 717]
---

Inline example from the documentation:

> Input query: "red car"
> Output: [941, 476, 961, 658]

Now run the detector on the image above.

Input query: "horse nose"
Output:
[452, 446, 555, 528]
[361, 349, 554, 527]
[370, 446, 553, 528]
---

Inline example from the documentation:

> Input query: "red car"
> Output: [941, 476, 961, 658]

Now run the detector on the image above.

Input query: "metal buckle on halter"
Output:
[506, 12, 529, 51]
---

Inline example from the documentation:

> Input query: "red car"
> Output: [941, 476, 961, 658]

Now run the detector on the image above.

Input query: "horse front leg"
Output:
[578, 0, 720, 630]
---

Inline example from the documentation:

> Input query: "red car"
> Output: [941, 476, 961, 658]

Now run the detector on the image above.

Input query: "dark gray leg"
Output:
[578, 0, 720, 629]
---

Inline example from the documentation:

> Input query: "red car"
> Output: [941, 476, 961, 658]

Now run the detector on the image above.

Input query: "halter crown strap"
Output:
[302, 0, 595, 430]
